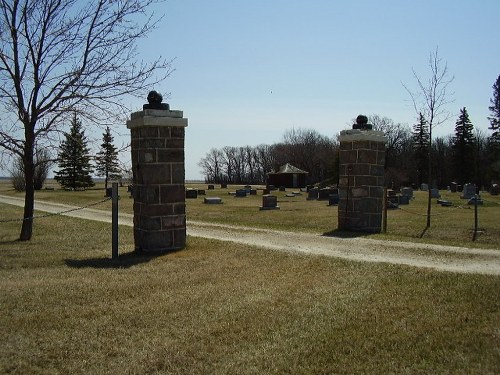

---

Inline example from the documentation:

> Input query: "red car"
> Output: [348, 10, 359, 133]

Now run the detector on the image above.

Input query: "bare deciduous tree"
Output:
[403, 48, 454, 229]
[0, 0, 172, 240]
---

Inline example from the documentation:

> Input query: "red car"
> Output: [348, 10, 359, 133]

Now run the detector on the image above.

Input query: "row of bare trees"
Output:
[198, 128, 338, 185]
[199, 117, 498, 190]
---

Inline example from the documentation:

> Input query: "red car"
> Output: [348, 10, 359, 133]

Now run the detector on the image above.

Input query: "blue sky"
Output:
[123, 0, 499, 180]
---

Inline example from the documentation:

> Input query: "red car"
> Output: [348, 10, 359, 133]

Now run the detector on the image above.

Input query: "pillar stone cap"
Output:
[339, 129, 387, 143]
[132, 109, 183, 119]
[127, 109, 188, 129]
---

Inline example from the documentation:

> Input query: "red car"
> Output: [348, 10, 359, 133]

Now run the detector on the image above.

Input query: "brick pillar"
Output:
[127, 108, 188, 253]
[338, 129, 387, 233]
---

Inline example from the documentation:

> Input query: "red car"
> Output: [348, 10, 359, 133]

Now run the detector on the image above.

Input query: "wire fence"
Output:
[385, 192, 499, 241]
[389, 197, 500, 217]
[0, 197, 112, 223]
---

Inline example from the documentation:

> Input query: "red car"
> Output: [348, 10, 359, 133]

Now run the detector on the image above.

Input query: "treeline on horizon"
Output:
[198, 112, 500, 190]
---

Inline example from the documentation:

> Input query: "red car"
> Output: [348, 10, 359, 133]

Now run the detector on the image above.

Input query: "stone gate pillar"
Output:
[127, 92, 188, 253]
[338, 115, 387, 233]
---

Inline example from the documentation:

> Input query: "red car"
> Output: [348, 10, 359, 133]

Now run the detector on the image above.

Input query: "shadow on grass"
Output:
[65, 250, 169, 269]
[0, 239, 22, 246]
[419, 226, 429, 238]
[322, 229, 371, 239]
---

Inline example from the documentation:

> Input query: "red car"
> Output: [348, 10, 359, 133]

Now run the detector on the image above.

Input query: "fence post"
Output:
[112, 182, 119, 259]
[472, 193, 478, 241]
[382, 187, 388, 233]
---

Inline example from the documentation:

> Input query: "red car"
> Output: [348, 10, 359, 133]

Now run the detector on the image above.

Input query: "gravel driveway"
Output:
[1, 194, 499, 275]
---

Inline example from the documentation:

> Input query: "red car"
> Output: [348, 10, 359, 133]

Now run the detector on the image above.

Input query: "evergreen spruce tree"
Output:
[54, 114, 94, 189]
[452, 107, 475, 184]
[488, 75, 500, 139]
[487, 75, 500, 183]
[95, 126, 121, 190]
[412, 113, 430, 186]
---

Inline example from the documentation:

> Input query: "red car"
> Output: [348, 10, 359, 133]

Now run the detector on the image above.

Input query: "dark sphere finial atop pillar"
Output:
[352, 114, 372, 130]
[143, 90, 170, 110]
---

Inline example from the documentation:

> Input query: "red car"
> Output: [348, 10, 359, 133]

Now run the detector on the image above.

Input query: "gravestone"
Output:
[461, 183, 476, 199]
[398, 195, 410, 205]
[307, 188, 318, 200]
[329, 194, 340, 205]
[221, 183, 228, 189]
[420, 183, 428, 191]
[105, 187, 113, 197]
[338, 121, 387, 233]
[250, 189, 257, 195]
[386, 189, 399, 207]
[279, 186, 286, 192]
[207, 184, 215, 190]
[197, 189, 206, 195]
[401, 187, 413, 198]
[127, 92, 188, 253]
[437, 199, 453, 207]
[490, 184, 499, 196]
[204, 197, 222, 204]
[468, 196, 483, 205]
[450, 182, 457, 193]
[185, 189, 198, 199]
[235, 189, 247, 197]
[318, 188, 331, 200]
[260, 195, 279, 210]
[430, 188, 440, 199]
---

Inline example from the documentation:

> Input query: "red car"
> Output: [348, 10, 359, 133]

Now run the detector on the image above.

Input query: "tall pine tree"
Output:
[488, 75, 500, 138]
[412, 113, 430, 186]
[452, 107, 475, 184]
[55, 113, 94, 190]
[95, 126, 121, 190]
[487, 75, 500, 183]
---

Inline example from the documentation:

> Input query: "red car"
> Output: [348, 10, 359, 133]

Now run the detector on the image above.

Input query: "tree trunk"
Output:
[426, 130, 432, 228]
[20, 133, 35, 241]
[426, 188, 431, 228]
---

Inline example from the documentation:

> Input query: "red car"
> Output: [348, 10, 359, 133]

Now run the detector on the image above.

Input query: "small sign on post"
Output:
[112, 182, 119, 259]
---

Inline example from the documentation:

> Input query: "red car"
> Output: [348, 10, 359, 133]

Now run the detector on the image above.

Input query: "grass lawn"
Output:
[0, 202, 499, 374]
[1, 180, 499, 249]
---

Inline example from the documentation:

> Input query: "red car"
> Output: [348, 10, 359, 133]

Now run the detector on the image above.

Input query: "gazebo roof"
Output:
[271, 163, 308, 174]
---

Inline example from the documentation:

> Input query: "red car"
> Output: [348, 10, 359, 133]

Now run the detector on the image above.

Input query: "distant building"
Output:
[267, 163, 308, 188]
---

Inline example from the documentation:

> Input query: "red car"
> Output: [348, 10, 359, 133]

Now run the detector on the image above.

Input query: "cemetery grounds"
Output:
[0, 180, 499, 374]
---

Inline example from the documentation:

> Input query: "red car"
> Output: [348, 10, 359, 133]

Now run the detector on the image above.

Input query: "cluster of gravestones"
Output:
[441, 182, 482, 205]
[184, 184, 283, 209]
[386, 187, 414, 209]
[385, 182, 490, 208]
[306, 186, 340, 206]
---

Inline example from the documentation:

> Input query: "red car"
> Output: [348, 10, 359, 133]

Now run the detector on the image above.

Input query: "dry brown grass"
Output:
[2, 180, 498, 248]
[0, 202, 499, 374]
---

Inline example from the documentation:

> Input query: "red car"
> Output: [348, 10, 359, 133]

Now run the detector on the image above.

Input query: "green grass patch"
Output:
[0, 203, 499, 374]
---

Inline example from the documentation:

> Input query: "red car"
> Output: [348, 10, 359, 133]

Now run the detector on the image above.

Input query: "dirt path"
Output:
[1, 195, 499, 275]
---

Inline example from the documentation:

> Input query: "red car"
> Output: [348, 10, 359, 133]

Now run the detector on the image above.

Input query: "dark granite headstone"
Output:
[204, 197, 222, 204]
[235, 189, 247, 197]
[260, 195, 279, 210]
[186, 189, 198, 199]
[329, 194, 340, 205]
